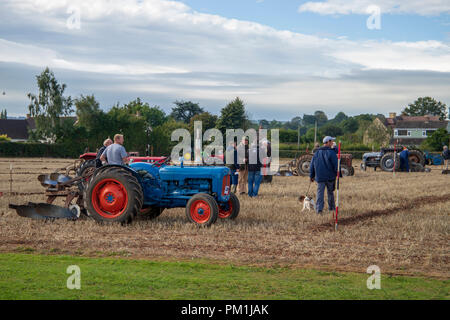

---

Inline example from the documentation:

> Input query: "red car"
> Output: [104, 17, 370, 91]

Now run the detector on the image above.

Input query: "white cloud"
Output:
[299, 0, 450, 16]
[0, 0, 449, 118]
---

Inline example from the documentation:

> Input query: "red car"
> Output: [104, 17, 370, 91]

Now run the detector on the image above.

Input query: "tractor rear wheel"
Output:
[410, 162, 425, 172]
[380, 153, 400, 172]
[186, 193, 218, 227]
[408, 150, 425, 166]
[77, 159, 97, 192]
[218, 193, 240, 220]
[297, 154, 313, 176]
[85, 167, 143, 224]
[140, 206, 164, 220]
[349, 166, 355, 176]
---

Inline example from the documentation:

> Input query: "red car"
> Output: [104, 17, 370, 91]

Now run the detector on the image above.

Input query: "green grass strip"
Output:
[0, 253, 448, 300]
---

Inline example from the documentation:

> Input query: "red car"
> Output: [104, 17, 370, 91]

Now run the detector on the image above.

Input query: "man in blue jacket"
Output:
[309, 136, 338, 214]
[399, 147, 410, 172]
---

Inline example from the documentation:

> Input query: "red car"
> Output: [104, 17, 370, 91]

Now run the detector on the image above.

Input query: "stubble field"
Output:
[0, 157, 449, 280]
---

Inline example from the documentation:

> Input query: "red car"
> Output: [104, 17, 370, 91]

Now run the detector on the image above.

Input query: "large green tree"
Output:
[422, 128, 450, 151]
[314, 111, 328, 126]
[27, 67, 73, 141]
[75, 95, 110, 150]
[170, 101, 204, 124]
[188, 112, 218, 134]
[123, 98, 167, 128]
[0, 109, 7, 119]
[332, 112, 348, 123]
[341, 118, 359, 134]
[216, 97, 248, 132]
[402, 97, 448, 120]
[319, 123, 343, 137]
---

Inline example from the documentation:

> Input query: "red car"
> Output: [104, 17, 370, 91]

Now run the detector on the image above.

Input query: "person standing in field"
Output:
[247, 140, 263, 197]
[100, 134, 129, 165]
[237, 137, 249, 195]
[399, 146, 410, 172]
[309, 136, 338, 214]
[442, 146, 449, 169]
[96, 138, 113, 167]
[226, 141, 239, 194]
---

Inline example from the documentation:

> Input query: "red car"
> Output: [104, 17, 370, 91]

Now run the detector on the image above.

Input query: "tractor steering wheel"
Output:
[160, 156, 171, 166]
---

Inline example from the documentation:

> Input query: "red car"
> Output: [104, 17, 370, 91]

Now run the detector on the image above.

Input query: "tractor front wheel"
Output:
[85, 167, 143, 224]
[218, 193, 240, 220]
[77, 159, 96, 192]
[186, 193, 219, 227]
[380, 153, 400, 172]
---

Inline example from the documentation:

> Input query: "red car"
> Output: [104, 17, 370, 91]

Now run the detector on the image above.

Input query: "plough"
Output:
[9, 173, 85, 220]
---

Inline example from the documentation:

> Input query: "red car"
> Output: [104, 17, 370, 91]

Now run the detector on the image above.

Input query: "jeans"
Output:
[316, 180, 336, 213]
[248, 170, 262, 197]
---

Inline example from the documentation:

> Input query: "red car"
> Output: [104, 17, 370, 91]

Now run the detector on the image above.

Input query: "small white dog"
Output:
[298, 195, 316, 211]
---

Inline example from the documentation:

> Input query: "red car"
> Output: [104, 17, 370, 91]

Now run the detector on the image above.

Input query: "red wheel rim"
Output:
[219, 200, 233, 219]
[91, 179, 128, 218]
[190, 200, 211, 224]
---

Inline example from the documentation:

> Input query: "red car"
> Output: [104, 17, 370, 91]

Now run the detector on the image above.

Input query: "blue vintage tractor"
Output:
[83, 158, 239, 226]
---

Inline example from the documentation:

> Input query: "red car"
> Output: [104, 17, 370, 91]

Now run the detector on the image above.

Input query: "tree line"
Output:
[6, 67, 449, 156]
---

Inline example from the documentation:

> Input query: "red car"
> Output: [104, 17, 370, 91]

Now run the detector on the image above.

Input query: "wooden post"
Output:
[9, 163, 12, 195]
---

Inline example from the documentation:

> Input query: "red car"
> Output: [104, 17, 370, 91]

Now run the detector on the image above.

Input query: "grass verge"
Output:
[0, 253, 448, 300]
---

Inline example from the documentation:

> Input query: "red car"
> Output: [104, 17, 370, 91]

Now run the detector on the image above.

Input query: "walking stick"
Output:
[305, 180, 312, 197]
[393, 140, 397, 177]
[335, 142, 341, 231]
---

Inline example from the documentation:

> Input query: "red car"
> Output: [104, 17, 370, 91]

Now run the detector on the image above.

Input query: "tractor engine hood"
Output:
[159, 166, 230, 180]
[363, 152, 382, 159]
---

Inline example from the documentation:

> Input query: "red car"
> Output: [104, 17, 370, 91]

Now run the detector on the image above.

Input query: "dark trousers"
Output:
[248, 170, 262, 197]
[316, 180, 335, 213]
[400, 158, 409, 172]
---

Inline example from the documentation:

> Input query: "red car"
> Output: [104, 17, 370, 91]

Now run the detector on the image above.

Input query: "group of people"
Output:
[96, 134, 129, 167]
[94, 133, 272, 199]
[226, 137, 271, 198]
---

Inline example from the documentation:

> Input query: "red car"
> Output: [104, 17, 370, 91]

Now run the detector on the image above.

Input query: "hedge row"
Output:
[0, 142, 82, 158]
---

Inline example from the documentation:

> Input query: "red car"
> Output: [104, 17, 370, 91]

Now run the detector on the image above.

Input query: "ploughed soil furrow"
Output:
[313, 194, 450, 231]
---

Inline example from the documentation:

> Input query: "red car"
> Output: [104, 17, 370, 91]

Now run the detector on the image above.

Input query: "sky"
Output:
[0, 0, 449, 121]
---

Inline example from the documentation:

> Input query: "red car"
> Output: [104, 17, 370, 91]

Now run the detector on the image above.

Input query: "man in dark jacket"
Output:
[248, 141, 263, 197]
[309, 136, 338, 214]
[96, 138, 112, 168]
[399, 147, 410, 172]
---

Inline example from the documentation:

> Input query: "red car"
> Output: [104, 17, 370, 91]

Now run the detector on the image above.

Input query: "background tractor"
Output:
[295, 152, 355, 177]
[361, 147, 426, 172]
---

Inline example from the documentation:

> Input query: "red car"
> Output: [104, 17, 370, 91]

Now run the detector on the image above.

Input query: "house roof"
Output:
[395, 121, 448, 129]
[0, 119, 30, 140]
[384, 115, 448, 129]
